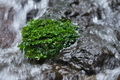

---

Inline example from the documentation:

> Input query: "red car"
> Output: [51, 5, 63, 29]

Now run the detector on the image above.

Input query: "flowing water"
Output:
[0, 0, 120, 80]
[0, 0, 50, 80]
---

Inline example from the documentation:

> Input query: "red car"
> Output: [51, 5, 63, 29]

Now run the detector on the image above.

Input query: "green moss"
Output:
[18, 19, 79, 60]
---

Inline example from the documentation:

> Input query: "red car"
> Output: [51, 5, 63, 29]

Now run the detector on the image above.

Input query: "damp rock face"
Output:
[40, 64, 96, 80]
[0, 6, 16, 49]
[117, 75, 120, 80]
[42, 0, 120, 75]
[58, 25, 120, 75]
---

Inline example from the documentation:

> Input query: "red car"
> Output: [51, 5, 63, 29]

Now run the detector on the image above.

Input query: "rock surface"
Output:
[42, 0, 120, 75]
[40, 64, 96, 80]
[0, 6, 16, 49]
[0, 0, 120, 80]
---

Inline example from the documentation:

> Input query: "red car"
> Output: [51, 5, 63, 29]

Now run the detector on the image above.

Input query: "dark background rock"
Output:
[42, 0, 120, 75]
[117, 74, 120, 80]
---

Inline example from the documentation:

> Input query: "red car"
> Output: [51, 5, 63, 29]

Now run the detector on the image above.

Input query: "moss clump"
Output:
[18, 19, 79, 60]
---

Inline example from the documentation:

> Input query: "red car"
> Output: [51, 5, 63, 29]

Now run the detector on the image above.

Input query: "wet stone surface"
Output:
[58, 25, 120, 75]
[42, 0, 120, 75]
[0, 6, 16, 49]
[0, 0, 120, 80]
[40, 64, 96, 80]
[117, 74, 120, 80]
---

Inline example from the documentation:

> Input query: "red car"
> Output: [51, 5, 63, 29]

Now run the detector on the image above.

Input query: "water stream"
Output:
[0, 0, 120, 80]
[0, 0, 50, 80]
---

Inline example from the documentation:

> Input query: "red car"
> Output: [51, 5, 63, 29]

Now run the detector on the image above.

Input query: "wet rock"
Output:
[0, 62, 8, 71]
[34, 0, 41, 2]
[58, 25, 120, 75]
[42, 71, 63, 80]
[41, 64, 96, 80]
[49, 0, 60, 7]
[42, 0, 120, 76]
[27, 9, 39, 21]
[117, 74, 120, 80]
[41, 64, 78, 80]
[0, 0, 120, 79]
[0, 6, 16, 49]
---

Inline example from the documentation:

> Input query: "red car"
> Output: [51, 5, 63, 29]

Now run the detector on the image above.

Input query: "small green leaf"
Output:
[18, 19, 79, 61]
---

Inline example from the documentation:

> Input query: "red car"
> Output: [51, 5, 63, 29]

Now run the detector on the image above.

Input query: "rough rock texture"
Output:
[40, 64, 96, 80]
[58, 25, 120, 75]
[0, 0, 120, 80]
[0, 6, 16, 49]
[42, 0, 120, 75]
